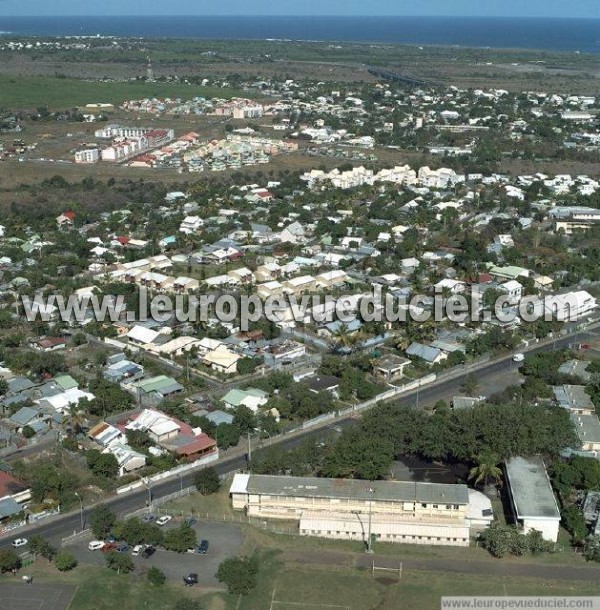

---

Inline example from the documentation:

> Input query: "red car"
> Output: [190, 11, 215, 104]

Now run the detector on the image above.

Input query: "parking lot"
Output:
[0, 583, 76, 610]
[66, 518, 243, 588]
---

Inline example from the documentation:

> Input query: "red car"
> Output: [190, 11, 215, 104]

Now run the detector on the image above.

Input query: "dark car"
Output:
[184, 573, 198, 586]
[106, 535, 117, 543]
[141, 546, 156, 559]
[116, 544, 129, 553]
[142, 514, 156, 523]
[184, 517, 197, 526]
[198, 540, 209, 555]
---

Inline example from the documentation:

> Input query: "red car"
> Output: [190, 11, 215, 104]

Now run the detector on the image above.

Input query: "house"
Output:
[130, 376, 184, 400]
[0, 471, 31, 521]
[193, 409, 234, 426]
[304, 375, 340, 395]
[88, 422, 124, 447]
[374, 355, 411, 381]
[103, 359, 144, 383]
[106, 443, 147, 476]
[280, 221, 306, 244]
[553, 385, 595, 414]
[203, 348, 241, 375]
[179, 216, 204, 234]
[31, 337, 67, 352]
[284, 275, 316, 296]
[434, 279, 466, 295]
[504, 456, 561, 543]
[127, 325, 161, 346]
[125, 408, 180, 443]
[35, 388, 95, 415]
[572, 413, 600, 452]
[500, 280, 523, 305]
[221, 388, 268, 413]
[56, 211, 76, 230]
[406, 342, 448, 365]
[557, 360, 592, 382]
[541, 290, 597, 321]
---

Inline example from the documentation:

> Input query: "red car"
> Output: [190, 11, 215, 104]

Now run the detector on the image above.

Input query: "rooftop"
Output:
[231, 474, 469, 506]
[505, 456, 560, 521]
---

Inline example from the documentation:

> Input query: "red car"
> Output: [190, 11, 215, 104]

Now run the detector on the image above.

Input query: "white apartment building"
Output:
[75, 148, 100, 164]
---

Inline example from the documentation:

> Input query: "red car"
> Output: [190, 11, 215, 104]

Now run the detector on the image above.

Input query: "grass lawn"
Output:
[164, 485, 235, 518]
[0, 75, 252, 110]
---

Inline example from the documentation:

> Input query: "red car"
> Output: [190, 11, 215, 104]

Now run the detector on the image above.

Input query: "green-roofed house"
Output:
[132, 375, 184, 399]
[487, 264, 530, 281]
[222, 387, 268, 413]
[53, 375, 79, 391]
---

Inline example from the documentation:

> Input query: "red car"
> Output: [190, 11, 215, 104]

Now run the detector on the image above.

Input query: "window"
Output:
[446, 504, 451, 510]
[432, 504, 438, 509]
[421, 503, 428, 508]
[453, 504, 460, 509]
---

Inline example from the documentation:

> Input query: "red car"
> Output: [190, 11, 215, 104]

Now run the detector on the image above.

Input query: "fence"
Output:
[116, 451, 219, 495]
[61, 528, 92, 548]
[153, 504, 299, 536]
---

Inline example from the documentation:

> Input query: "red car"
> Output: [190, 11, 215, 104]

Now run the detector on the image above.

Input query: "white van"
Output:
[88, 540, 105, 551]
[132, 544, 145, 556]
[512, 353, 525, 362]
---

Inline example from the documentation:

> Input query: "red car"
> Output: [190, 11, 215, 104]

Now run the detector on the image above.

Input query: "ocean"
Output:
[0, 16, 599, 54]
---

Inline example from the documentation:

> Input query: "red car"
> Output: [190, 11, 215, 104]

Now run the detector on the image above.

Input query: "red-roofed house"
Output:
[57, 211, 76, 230]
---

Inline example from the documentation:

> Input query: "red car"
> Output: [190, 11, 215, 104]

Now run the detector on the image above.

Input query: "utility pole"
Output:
[366, 487, 375, 553]
[74, 492, 84, 532]
[247, 432, 252, 464]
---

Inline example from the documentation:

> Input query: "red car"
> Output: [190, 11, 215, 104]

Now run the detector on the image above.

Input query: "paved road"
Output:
[0, 325, 596, 551]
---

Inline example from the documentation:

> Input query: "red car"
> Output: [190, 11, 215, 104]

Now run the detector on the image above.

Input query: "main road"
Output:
[1, 324, 597, 549]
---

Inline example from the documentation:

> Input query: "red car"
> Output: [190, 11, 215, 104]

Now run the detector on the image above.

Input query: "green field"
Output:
[0, 75, 252, 110]
[4, 540, 600, 610]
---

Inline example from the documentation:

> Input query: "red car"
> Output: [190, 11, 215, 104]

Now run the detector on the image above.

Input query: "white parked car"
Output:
[11, 538, 27, 548]
[512, 353, 525, 362]
[132, 544, 145, 556]
[156, 515, 172, 526]
[88, 540, 105, 551]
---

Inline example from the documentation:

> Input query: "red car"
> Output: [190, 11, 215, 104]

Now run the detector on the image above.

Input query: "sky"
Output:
[0, 0, 599, 18]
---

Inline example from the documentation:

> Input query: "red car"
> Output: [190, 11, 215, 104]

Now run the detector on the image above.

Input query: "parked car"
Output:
[141, 545, 156, 559]
[106, 534, 117, 543]
[142, 514, 155, 523]
[198, 540, 209, 555]
[11, 539, 27, 548]
[132, 544, 145, 556]
[512, 353, 525, 362]
[116, 544, 130, 553]
[88, 540, 105, 551]
[184, 517, 197, 526]
[102, 543, 118, 553]
[184, 573, 198, 586]
[156, 515, 172, 526]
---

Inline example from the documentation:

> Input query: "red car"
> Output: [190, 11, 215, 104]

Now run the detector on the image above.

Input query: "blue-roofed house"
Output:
[406, 342, 448, 365]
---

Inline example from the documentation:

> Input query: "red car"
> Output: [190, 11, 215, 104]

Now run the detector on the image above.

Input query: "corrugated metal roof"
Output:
[241, 474, 469, 505]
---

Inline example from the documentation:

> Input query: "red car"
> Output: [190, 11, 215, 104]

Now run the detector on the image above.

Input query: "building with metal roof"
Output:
[504, 456, 561, 542]
[230, 474, 485, 547]
[552, 385, 595, 414]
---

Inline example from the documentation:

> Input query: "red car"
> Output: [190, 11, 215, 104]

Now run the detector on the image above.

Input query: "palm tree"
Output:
[63, 402, 87, 437]
[469, 453, 503, 489]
